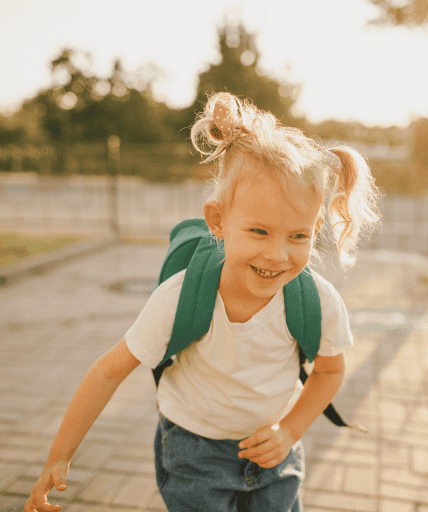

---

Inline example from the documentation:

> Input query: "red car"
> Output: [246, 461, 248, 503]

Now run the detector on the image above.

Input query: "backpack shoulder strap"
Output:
[158, 235, 224, 366]
[283, 266, 321, 363]
[157, 218, 210, 286]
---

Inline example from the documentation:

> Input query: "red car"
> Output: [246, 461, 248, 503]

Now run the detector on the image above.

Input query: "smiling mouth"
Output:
[250, 265, 286, 278]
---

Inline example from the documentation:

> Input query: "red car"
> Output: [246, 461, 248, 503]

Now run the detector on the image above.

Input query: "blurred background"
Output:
[1, 0, 428, 265]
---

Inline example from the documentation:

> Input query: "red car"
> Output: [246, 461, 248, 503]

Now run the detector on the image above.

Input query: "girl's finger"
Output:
[239, 427, 271, 450]
[52, 464, 68, 491]
[239, 439, 275, 459]
[41, 504, 62, 512]
[54, 479, 67, 491]
[24, 498, 61, 512]
[249, 452, 277, 465]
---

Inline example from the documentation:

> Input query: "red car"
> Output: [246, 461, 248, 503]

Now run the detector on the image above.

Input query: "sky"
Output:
[1, 0, 428, 127]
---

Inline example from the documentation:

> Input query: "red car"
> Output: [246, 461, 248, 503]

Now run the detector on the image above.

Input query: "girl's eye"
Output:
[250, 229, 267, 235]
[291, 233, 307, 240]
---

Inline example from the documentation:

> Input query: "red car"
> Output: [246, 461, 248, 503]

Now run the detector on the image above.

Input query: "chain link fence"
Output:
[1, 140, 427, 253]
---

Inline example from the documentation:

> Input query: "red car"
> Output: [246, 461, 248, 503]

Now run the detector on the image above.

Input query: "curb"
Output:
[0, 235, 120, 288]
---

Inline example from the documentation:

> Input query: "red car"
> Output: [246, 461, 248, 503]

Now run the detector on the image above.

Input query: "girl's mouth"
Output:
[250, 265, 286, 279]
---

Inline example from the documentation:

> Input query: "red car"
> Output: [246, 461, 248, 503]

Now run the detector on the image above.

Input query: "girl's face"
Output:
[215, 168, 322, 309]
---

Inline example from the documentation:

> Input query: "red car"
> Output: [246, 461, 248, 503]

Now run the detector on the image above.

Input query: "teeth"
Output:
[251, 266, 284, 278]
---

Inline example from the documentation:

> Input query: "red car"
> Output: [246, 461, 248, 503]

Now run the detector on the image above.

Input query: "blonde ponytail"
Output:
[328, 146, 381, 267]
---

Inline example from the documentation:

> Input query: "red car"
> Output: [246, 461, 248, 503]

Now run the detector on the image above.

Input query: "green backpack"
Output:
[152, 218, 352, 429]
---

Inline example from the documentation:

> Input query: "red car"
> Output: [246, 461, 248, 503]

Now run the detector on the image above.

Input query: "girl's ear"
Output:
[203, 200, 225, 239]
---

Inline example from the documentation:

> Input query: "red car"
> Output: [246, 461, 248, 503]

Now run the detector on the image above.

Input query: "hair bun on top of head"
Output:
[190, 93, 251, 164]
[200, 101, 239, 163]
[212, 102, 235, 138]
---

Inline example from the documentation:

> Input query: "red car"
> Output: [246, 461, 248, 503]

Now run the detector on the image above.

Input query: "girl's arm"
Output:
[24, 337, 141, 512]
[281, 352, 345, 440]
[238, 353, 345, 468]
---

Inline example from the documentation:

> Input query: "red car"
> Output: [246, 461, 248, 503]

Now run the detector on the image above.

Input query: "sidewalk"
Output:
[0, 241, 427, 512]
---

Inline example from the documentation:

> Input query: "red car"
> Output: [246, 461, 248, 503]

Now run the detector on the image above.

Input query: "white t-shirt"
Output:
[125, 268, 353, 440]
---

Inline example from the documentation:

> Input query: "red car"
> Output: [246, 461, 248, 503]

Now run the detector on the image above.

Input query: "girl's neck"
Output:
[218, 280, 274, 323]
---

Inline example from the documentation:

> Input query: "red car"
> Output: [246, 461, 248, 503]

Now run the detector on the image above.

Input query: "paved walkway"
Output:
[1, 242, 428, 512]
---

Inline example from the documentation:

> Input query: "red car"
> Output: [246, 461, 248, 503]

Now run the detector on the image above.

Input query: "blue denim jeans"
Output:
[154, 415, 304, 512]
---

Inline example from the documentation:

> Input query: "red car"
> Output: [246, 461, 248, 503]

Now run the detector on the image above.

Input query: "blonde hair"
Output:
[191, 92, 381, 268]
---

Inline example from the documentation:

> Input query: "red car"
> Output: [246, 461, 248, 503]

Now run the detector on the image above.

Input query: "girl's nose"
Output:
[264, 240, 289, 263]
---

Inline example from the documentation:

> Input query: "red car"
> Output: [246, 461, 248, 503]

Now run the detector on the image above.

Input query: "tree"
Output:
[32, 48, 174, 143]
[177, 23, 302, 138]
[368, 0, 428, 26]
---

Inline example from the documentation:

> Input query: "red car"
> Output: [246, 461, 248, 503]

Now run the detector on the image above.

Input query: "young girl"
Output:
[25, 92, 380, 512]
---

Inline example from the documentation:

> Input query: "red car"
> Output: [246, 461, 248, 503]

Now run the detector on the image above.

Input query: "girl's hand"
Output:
[24, 461, 69, 512]
[238, 423, 296, 469]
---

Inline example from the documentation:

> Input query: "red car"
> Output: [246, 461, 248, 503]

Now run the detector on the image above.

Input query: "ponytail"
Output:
[327, 146, 381, 267]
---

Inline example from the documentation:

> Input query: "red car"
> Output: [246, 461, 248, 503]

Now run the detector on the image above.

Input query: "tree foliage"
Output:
[410, 117, 428, 166]
[3, 24, 411, 149]
[177, 23, 302, 138]
[368, 0, 428, 26]
[30, 49, 175, 143]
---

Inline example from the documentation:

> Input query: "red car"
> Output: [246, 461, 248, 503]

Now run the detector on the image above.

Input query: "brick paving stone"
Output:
[381, 466, 428, 487]
[112, 475, 158, 508]
[104, 458, 155, 474]
[303, 509, 336, 512]
[146, 491, 168, 511]
[312, 446, 377, 466]
[1, 434, 53, 449]
[404, 433, 428, 449]
[411, 448, 428, 473]
[0, 410, 24, 423]
[2, 243, 428, 511]
[116, 444, 155, 460]
[0, 495, 30, 512]
[327, 436, 378, 452]
[0, 463, 26, 491]
[19, 463, 47, 478]
[304, 462, 345, 492]
[72, 442, 115, 469]
[342, 466, 378, 495]
[380, 482, 428, 503]
[18, 414, 64, 436]
[77, 472, 125, 504]
[380, 441, 410, 466]
[303, 489, 376, 511]
[85, 424, 135, 442]
[64, 504, 140, 512]
[0, 447, 46, 463]
[0, 393, 50, 410]
[381, 399, 408, 421]
[379, 499, 415, 512]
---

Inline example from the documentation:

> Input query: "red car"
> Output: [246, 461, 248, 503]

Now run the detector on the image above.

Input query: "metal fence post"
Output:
[107, 135, 121, 235]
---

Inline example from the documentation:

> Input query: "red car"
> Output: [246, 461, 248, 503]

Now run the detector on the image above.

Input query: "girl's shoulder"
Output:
[152, 269, 186, 309]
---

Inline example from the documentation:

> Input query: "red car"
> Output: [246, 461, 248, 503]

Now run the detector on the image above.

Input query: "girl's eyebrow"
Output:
[244, 220, 312, 233]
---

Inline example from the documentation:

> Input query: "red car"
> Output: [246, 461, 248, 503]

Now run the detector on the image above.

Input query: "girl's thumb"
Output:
[53, 476, 67, 491]
[56, 481, 67, 491]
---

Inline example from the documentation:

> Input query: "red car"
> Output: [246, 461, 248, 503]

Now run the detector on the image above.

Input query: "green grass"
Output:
[0, 234, 83, 268]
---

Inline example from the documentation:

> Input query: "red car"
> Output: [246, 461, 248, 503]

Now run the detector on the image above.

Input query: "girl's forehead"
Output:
[229, 171, 321, 224]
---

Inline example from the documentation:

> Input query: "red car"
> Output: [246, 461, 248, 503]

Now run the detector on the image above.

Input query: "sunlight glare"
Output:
[58, 91, 77, 110]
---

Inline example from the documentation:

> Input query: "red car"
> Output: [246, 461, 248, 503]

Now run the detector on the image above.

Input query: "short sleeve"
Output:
[312, 272, 353, 357]
[125, 270, 185, 368]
